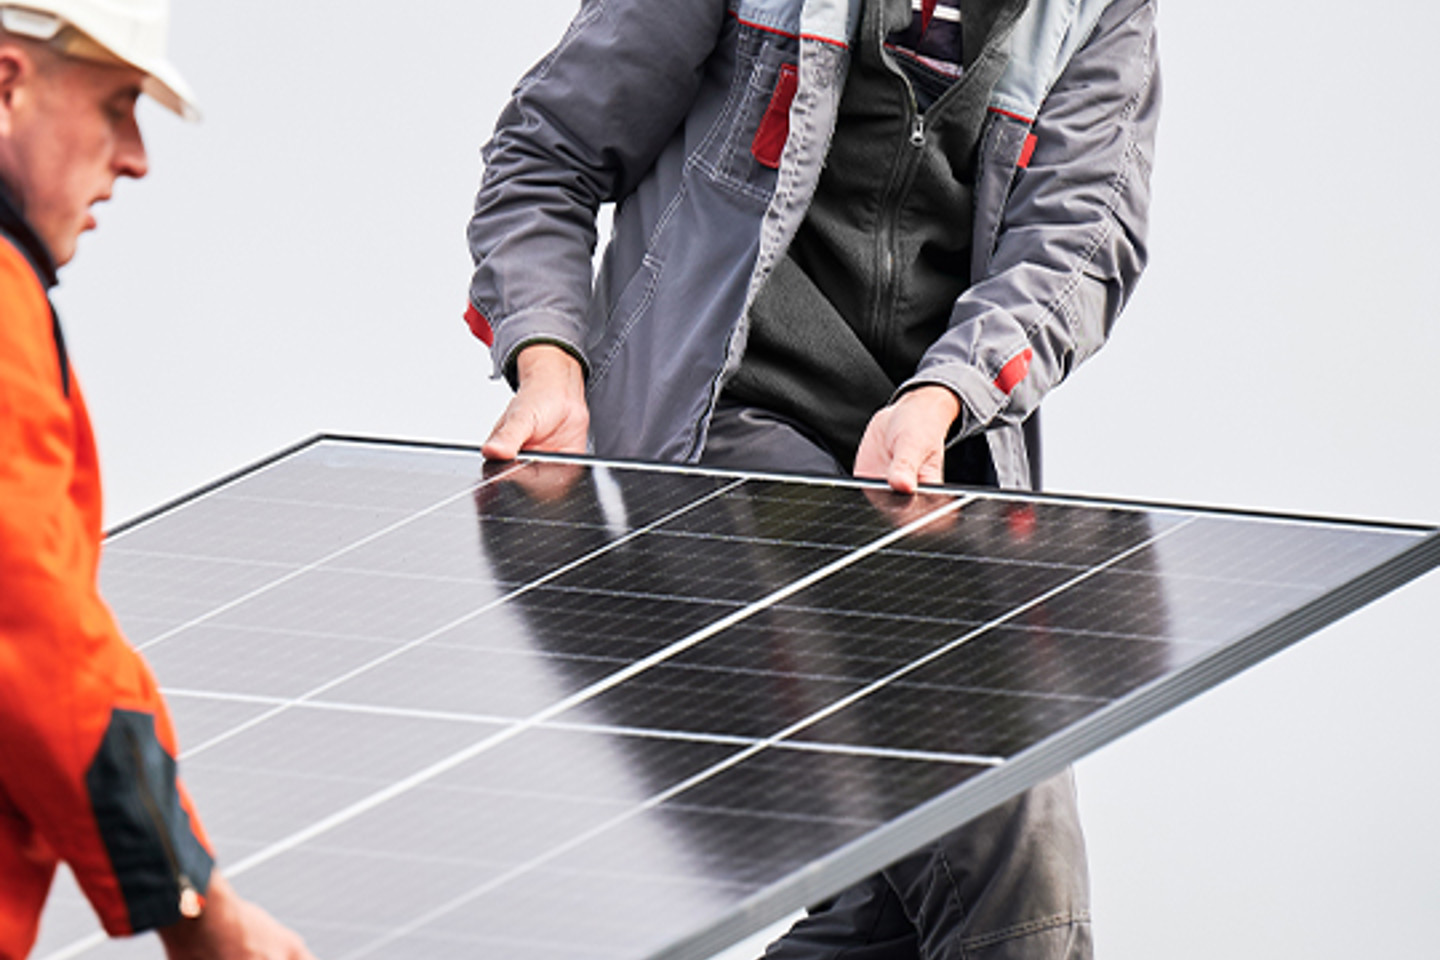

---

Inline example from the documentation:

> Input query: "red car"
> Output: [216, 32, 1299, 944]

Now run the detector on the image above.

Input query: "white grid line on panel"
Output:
[161, 493, 440, 513]
[162, 688, 517, 736]
[881, 546, 1093, 572]
[130, 461, 529, 654]
[100, 547, 299, 568]
[767, 739, 1002, 767]
[161, 687, 1007, 767]
[38, 932, 103, 960]
[335, 512, 1193, 958]
[103, 551, 516, 611]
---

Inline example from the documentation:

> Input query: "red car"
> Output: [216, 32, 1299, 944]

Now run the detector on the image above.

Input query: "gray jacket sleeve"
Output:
[467, 0, 727, 381]
[905, 0, 1160, 437]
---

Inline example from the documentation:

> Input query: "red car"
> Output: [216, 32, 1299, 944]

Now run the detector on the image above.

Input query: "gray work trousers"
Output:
[700, 403, 1092, 960]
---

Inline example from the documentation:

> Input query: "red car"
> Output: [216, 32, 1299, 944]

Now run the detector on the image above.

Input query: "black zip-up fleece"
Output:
[0, 179, 68, 395]
[724, 0, 1027, 475]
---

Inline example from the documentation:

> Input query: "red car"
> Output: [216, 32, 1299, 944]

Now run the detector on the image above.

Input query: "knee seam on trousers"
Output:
[935, 849, 966, 919]
[959, 911, 1091, 952]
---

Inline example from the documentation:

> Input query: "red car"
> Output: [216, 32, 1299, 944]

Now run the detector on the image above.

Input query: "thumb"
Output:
[886, 439, 925, 494]
[483, 408, 534, 461]
[915, 445, 946, 487]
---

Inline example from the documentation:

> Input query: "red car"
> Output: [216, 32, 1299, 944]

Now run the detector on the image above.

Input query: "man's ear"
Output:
[0, 44, 33, 137]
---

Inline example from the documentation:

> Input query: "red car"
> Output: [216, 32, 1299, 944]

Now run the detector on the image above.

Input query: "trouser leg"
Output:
[701, 403, 1092, 960]
[762, 873, 919, 960]
[762, 771, 1089, 960]
[885, 769, 1090, 960]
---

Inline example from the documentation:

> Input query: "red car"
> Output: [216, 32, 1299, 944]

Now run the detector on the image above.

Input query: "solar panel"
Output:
[32, 436, 1439, 960]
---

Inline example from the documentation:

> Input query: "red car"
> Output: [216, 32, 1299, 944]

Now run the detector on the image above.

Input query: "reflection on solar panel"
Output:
[33, 437, 1439, 960]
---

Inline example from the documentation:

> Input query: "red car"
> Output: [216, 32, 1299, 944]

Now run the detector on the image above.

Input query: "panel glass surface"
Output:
[33, 439, 1437, 960]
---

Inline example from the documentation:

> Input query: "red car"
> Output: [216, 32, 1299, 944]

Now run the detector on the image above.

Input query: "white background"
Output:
[52, 1, 1439, 957]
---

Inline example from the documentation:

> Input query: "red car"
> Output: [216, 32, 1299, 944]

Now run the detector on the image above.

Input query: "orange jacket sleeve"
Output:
[0, 237, 213, 941]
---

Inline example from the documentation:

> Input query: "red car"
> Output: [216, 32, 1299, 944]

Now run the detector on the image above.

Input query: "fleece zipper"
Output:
[873, 25, 929, 376]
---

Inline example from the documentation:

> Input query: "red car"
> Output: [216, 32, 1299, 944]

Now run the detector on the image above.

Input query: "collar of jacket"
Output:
[759, 0, 1116, 120]
[0, 177, 59, 290]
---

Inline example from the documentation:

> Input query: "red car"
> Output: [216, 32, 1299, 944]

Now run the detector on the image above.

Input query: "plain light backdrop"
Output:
[48, 1, 1440, 957]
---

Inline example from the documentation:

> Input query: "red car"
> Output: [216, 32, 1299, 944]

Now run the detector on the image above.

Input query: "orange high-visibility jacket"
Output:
[0, 196, 213, 958]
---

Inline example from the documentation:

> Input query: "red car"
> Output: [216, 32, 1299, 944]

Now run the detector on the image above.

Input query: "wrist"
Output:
[156, 873, 233, 956]
[896, 383, 961, 427]
[515, 342, 584, 388]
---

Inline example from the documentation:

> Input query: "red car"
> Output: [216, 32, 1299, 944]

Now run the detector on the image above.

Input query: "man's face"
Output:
[0, 46, 149, 266]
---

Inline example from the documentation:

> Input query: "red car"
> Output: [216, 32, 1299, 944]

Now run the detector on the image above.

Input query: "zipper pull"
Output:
[178, 875, 203, 919]
[910, 114, 925, 147]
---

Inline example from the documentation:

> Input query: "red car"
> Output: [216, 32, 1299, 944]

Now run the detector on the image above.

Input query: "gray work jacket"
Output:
[467, 0, 1160, 489]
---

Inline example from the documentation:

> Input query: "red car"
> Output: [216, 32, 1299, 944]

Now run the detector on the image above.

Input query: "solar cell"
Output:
[31, 437, 1439, 960]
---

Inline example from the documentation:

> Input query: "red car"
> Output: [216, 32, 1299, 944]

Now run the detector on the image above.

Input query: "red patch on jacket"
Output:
[464, 303, 494, 346]
[752, 63, 799, 169]
[994, 348, 1033, 395]
[1017, 132, 1038, 169]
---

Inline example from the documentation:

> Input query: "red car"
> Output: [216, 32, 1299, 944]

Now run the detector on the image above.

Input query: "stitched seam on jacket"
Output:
[695, 24, 794, 205]
[518, 0, 607, 92]
[753, 38, 836, 289]
[591, 17, 753, 386]
[979, 116, 1026, 262]
[589, 247, 669, 386]
[707, 62, 788, 204]
[1019, 3, 1155, 378]
[693, 21, 759, 171]
[487, 0, 614, 363]
[938, 848, 968, 937]
[591, 153, 695, 384]
[960, 910, 1093, 952]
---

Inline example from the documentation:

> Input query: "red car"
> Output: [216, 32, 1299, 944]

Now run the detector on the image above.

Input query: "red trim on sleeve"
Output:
[726, 11, 851, 49]
[464, 303, 494, 347]
[729, 11, 799, 39]
[1017, 133, 1038, 169]
[993, 348, 1033, 395]
[987, 106, 1035, 125]
[798, 31, 850, 48]
[752, 63, 799, 169]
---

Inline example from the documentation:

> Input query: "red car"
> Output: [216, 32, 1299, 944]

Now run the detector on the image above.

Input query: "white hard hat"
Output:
[0, 0, 198, 121]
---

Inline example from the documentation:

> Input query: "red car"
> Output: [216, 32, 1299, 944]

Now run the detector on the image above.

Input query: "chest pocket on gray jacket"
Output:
[698, 23, 799, 205]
